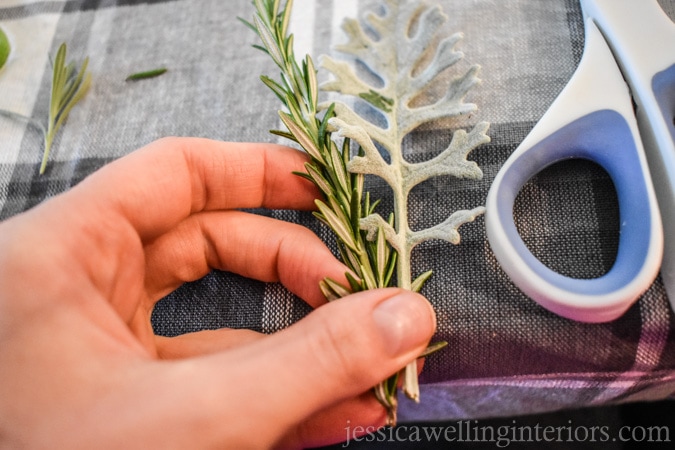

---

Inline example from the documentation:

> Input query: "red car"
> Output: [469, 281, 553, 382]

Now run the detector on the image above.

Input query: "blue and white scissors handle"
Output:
[486, 0, 673, 322]
[587, 0, 675, 313]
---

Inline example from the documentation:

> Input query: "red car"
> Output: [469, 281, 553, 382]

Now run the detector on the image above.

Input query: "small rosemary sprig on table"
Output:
[42, 43, 91, 174]
[243, 0, 445, 426]
[0, 42, 90, 175]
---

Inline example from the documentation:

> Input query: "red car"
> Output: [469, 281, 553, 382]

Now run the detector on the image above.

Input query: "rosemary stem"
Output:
[41, 131, 54, 174]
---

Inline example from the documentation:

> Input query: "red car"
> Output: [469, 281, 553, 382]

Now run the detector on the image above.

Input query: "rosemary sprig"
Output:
[244, 0, 405, 425]
[0, 42, 90, 175]
[42, 43, 91, 174]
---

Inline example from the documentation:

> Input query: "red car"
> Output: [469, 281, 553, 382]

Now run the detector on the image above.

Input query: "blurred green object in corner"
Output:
[0, 27, 10, 71]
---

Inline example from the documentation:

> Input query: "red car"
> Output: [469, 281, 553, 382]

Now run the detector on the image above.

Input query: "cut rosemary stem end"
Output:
[374, 379, 398, 427]
[377, 340, 448, 427]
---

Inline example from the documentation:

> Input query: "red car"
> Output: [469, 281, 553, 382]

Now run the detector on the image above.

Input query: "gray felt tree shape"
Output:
[321, 0, 490, 398]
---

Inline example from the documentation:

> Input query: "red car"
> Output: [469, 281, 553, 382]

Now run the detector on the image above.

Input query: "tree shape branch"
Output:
[321, 0, 490, 400]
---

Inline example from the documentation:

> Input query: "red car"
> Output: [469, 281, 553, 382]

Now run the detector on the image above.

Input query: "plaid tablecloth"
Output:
[1, 0, 674, 423]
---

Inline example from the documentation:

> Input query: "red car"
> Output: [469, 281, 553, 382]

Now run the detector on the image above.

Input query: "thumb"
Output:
[180, 288, 436, 447]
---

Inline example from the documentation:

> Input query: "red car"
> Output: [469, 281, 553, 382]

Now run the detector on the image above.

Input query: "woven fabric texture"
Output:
[1, 0, 674, 422]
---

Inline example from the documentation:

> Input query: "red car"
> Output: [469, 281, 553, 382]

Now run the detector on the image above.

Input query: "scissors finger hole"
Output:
[513, 159, 619, 279]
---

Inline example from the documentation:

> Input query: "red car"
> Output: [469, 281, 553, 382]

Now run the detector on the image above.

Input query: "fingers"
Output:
[143, 210, 348, 307]
[279, 357, 428, 449]
[156, 325, 389, 449]
[165, 288, 436, 448]
[153, 324, 402, 448]
[68, 138, 321, 242]
[13, 138, 326, 320]
[277, 392, 387, 449]
[155, 329, 265, 359]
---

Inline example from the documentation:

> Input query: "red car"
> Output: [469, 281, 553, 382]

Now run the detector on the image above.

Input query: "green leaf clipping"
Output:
[125, 67, 167, 81]
[0, 27, 10, 71]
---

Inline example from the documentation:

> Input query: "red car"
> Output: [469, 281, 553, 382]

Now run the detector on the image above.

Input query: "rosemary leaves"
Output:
[42, 43, 91, 174]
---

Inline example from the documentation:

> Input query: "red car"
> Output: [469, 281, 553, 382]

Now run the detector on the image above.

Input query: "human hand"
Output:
[0, 138, 436, 449]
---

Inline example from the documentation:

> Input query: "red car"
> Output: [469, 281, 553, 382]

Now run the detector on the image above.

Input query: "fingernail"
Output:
[372, 292, 436, 356]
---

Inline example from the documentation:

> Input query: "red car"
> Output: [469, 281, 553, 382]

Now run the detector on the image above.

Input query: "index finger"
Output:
[70, 137, 320, 241]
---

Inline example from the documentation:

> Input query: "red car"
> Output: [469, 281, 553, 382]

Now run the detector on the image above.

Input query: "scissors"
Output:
[485, 0, 674, 322]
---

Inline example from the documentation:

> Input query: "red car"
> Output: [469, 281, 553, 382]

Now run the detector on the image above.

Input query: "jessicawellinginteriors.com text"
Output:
[342, 420, 672, 447]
